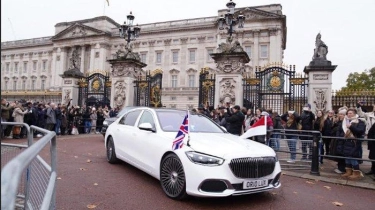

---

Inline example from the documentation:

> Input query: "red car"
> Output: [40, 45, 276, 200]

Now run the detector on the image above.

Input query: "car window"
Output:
[138, 111, 155, 128]
[117, 107, 135, 117]
[119, 110, 142, 126]
[156, 111, 224, 133]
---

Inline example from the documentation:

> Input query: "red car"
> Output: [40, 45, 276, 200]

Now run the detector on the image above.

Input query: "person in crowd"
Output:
[332, 107, 348, 174]
[96, 106, 105, 134]
[1, 99, 15, 139]
[217, 106, 228, 130]
[45, 103, 56, 131]
[340, 108, 366, 179]
[300, 103, 315, 160]
[83, 107, 92, 134]
[366, 123, 375, 178]
[55, 103, 62, 135]
[12, 103, 29, 139]
[36, 104, 46, 137]
[281, 110, 301, 163]
[24, 102, 38, 138]
[103, 106, 110, 119]
[244, 109, 254, 132]
[270, 111, 283, 151]
[60, 106, 68, 135]
[90, 107, 98, 134]
[250, 108, 262, 126]
[224, 104, 245, 136]
[197, 103, 210, 117]
[314, 110, 325, 164]
[263, 111, 274, 146]
[322, 110, 336, 159]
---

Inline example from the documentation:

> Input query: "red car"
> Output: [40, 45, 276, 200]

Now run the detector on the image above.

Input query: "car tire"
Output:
[106, 137, 119, 164]
[160, 153, 188, 200]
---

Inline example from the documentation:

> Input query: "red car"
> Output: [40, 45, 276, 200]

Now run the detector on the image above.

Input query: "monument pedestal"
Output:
[304, 62, 337, 113]
[210, 40, 250, 107]
[107, 48, 147, 109]
[60, 67, 84, 106]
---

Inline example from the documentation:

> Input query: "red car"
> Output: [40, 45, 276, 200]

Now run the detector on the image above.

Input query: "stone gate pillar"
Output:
[107, 46, 147, 109]
[60, 67, 84, 106]
[210, 39, 250, 107]
[304, 33, 337, 113]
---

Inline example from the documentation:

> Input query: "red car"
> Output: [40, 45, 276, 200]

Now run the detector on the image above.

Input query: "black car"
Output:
[101, 106, 139, 136]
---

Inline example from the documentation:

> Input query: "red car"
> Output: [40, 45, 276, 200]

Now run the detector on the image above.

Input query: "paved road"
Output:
[4, 135, 374, 210]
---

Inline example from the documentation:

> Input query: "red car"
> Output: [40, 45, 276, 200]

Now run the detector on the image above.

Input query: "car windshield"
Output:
[156, 110, 224, 133]
[117, 107, 137, 117]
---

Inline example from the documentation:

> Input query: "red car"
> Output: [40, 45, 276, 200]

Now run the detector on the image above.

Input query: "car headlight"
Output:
[103, 120, 108, 126]
[185, 152, 224, 166]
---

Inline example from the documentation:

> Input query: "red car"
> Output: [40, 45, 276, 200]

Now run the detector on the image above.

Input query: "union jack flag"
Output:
[172, 114, 189, 150]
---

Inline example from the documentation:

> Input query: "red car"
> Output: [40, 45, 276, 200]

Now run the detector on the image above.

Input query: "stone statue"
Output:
[64, 89, 71, 104]
[219, 79, 236, 104]
[312, 33, 328, 60]
[69, 48, 81, 69]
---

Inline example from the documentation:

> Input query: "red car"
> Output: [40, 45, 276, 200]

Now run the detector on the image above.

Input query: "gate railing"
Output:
[1, 122, 57, 210]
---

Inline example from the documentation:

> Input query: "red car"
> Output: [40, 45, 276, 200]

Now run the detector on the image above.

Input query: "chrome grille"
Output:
[229, 157, 276, 179]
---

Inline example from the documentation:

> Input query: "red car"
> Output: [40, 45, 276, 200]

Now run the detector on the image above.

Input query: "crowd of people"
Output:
[192, 102, 375, 180]
[0, 98, 120, 138]
[1, 98, 374, 180]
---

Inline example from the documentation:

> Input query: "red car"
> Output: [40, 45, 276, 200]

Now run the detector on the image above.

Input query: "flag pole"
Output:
[187, 109, 191, 146]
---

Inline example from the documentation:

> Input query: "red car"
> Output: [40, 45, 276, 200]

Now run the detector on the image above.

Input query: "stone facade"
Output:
[1, 4, 286, 109]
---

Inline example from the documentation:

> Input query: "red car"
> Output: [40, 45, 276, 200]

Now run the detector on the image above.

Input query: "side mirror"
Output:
[221, 126, 227, 132]
[138, 123, 155, 132]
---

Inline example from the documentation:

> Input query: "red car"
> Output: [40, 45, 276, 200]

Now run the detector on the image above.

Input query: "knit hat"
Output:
[338, 106, 348, 115]
[233, 105, 241, 110]
[261, 111, 269, 116]
[304, 103, 311, 109]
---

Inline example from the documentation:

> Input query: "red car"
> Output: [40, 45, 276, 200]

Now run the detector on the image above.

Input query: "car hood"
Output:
[162, 132, 275, 158]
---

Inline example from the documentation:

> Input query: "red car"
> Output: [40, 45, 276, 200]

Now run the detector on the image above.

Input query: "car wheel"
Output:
[160, 154, 187, 200]
[106, 137, 119, 164]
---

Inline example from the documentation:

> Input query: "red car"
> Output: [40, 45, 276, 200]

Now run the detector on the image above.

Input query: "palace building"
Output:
[1, 4, 286, 109]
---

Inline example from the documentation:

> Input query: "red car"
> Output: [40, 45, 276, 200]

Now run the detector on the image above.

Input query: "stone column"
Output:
[269, 28, 277, 63]
[304, 33, 337, 113]
[80, 45, 86, 73]
[89, 43, 97, 71]
[253, 30, 260, 67]
[57, 47, 68, 89]
[107, 47, 147, 109]
[210, 39, 250, 107]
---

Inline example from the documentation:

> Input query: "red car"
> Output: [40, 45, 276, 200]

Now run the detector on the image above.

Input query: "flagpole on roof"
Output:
[187, 109, 191, 146]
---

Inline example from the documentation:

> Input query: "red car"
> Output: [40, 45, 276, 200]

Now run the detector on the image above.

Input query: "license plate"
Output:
[243, 179, 268, 189]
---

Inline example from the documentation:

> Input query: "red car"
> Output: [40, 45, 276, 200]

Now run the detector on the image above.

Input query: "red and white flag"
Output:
[240, 116, 267, 139]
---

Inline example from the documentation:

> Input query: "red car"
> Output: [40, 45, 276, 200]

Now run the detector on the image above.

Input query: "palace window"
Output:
[23, 62, 27, 73]
[22, 80, 26, 90]
[6, 63, 9, 73]
[42, 60, 47, 71]
[170, 104, 176, 108]
[245, 46, 252, 58]
[260, 45, 268, 58]
[171, 75, 177, 87]
[14, 63, 18, 73]
[13, 81, 17, 90]
[188, 97, 194, 101]
[188, 75, 195, 87]
[140, 53, 147, 63]
[156, 52, 162, 64]
[33, 61, 37, 71]
[189, 49, 196, 63]
[41, 80, 45, 90]
[207, 49, 213, 62]
[171, 96, 176, 100]
[31, 80, 35, 90]
[172, 51, 179, 63]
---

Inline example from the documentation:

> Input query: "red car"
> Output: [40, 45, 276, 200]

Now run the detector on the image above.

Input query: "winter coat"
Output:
[12, 107, 29, 123]
[281, 112, 301, 135]
[322, 117, 335, 136]
[24, 106, 38, 126]
[225, 110, 245, 135]
[273, 115, 284, 129]
[61, 111, 68, 128]
[300, 111, 315, 130]
[46, 107, 56, 124]
[1, 104, 13, 120]
[37, 108, 47, 128]
[342, 119, 366, 158]
[368, 123, 375, 159]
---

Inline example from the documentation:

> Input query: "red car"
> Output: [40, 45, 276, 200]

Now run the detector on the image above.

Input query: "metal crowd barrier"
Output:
[1, 122, 57, 210]
[268, 128, 374, 176]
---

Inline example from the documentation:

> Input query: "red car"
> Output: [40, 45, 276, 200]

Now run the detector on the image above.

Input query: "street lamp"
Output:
[119, 11, 141, 46]
[217, 0, 245, 40]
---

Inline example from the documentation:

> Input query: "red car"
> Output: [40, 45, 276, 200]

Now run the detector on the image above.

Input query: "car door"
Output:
[135, 110, 166, 175]
[112, 109, 142, 166]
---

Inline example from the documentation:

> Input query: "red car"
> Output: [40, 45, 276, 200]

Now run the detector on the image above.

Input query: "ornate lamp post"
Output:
[119, 11, 141, 46]
[217, 0, 245, 42]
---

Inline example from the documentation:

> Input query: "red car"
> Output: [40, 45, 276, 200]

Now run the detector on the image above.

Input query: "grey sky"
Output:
[2, 0, 375, 90]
